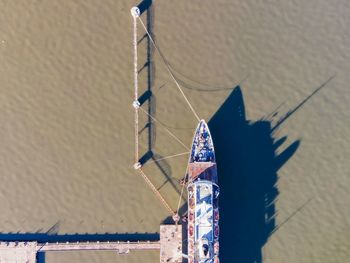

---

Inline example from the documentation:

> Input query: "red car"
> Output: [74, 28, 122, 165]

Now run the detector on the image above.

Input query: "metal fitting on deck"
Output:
[132, 100, 140, 109]
[172, 213, 180, 223]
[133, 162, 142, 170]
[130, 7, 140, 18]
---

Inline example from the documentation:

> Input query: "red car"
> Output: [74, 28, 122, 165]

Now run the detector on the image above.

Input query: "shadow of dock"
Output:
[0, 232, 159, 243]
[137, 0, 184, 198]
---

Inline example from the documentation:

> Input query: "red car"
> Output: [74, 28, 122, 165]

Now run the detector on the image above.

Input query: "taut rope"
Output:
[138, 17, 201, 122]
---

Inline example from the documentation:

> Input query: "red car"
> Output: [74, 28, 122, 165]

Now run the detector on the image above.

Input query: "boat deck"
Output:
[188, 162, 217, 183]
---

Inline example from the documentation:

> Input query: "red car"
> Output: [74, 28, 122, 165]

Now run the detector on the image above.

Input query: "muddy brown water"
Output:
[0, 1, 349, 262]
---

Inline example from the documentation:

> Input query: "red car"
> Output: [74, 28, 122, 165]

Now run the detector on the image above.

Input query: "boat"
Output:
[186, 120, 219, 263]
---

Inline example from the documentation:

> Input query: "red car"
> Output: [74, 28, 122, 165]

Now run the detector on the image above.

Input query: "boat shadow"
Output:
[208, 86, 300, 263]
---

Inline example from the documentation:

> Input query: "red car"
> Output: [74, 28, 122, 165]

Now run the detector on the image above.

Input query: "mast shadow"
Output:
[208, 86, 300, 263]
[162, 76, 332, 261]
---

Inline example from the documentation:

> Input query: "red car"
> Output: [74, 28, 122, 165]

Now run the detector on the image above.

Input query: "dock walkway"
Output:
[37, 241, 160, 253]
[0, 225, 182, 263]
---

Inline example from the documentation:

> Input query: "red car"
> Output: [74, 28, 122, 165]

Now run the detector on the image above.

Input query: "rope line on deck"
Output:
[138, 168, 175, 215]
[139, 106, 189, 151]
[138, 17, 201, 122]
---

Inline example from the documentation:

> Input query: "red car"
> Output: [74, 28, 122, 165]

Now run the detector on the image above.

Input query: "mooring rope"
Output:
[138, 168, 175, 216]
[131, 8, 193, 220]
[139, 106, 190, 151]
[141, 102, 190, 220]
[138, 17, 201, 122]
[143, 152, 190, 166]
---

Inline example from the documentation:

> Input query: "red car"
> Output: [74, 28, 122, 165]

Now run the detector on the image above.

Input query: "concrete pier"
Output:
[0, 225, 182, 262]
[160, 225, 182, 263]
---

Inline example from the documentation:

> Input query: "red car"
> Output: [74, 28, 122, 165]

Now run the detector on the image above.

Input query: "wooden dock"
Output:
[37, 241, 160, 253]
[0, 225, 182, 263]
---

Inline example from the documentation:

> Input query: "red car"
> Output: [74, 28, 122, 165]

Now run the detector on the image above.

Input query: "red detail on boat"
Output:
[214, 241, 219, 254]
[214, 209, 219, 221]
[189, 211, 194, 221]
[189, 197, 195, 209]
[189, 225, 194, 237]
[214, 225, 219, 238]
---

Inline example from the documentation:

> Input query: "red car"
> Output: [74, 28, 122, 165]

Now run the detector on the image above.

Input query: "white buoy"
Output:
[133, 100, 140, 109]
[133, 162, 142, 170]
[130, 7, 140, 18]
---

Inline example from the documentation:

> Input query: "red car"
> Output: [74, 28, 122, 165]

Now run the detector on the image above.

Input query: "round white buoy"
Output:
[132, 100, 140, 109]
[133, 162, 142, 170]
[130, 7, 140, 18]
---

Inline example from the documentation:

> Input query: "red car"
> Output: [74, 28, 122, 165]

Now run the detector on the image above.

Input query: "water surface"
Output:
[0, 0, 349, 262]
